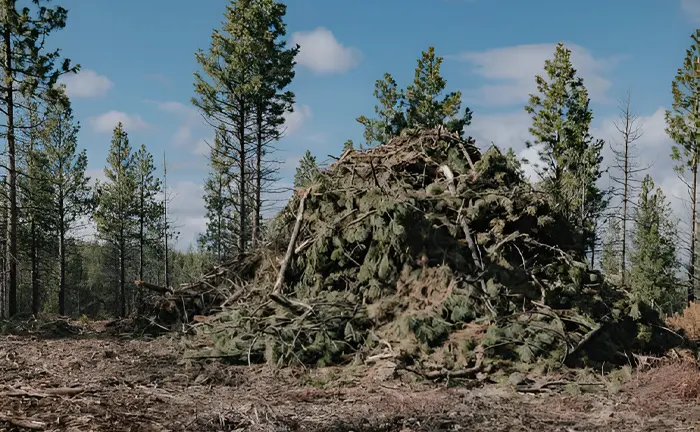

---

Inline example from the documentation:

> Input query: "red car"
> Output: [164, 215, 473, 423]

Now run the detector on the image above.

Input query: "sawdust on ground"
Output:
[0, 323, 698, 431]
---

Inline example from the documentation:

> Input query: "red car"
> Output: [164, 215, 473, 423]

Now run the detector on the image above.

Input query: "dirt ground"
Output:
[1, 322, 699, 431]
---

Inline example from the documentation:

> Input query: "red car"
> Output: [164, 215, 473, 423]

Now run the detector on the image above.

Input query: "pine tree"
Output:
[665, 29, 700, 304]
[524, 42, 606, 260]
[199, 132, 237, 262]
[41, 97, 90, 316]
[628, 175, 681, 315]
[17, 99, 54, 315]
[94, 122, 138, 317]
[194, 0, 277, 255]
[133, 144, 162, 286]
[293, 150, 320, 188]
[356, 73, 405, 146]
[608, 92, 647, 285]
[357, 47, 473, 147]
[0, 0, 78, 316]
[248, 0, 298, 248]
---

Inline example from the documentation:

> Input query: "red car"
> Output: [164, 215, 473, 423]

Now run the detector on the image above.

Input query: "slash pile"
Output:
[176, 127, 678, 374]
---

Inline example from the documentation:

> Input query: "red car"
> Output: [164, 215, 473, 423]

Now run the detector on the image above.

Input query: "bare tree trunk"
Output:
[163, 151, 170, 289]
[690, 157, 698, 304]
[119, 230, 126, 317]
[31, 218, 39, 315]
[252, 112, 263, 249]
[58, 199, 66, 316]
[4, 19, 18, 317]
[238, 115, 247, 255]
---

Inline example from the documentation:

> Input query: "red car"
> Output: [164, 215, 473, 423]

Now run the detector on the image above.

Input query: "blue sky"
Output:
[50, 0, 700, 248]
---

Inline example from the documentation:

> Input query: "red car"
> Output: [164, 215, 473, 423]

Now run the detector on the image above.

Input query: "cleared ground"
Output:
[0, 322, 698, 431]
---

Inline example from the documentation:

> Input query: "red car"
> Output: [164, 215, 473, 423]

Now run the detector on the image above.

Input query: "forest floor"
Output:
[1, 321, 699, 431]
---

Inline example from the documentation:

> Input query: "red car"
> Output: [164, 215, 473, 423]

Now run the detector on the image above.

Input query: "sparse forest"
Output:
[2, 1, 700, 430]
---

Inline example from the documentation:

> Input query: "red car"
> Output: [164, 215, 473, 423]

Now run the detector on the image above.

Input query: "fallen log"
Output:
[135, 280, 170, 295]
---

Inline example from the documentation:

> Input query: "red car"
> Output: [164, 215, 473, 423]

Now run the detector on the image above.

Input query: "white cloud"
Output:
[681, 0, 700, 22]
[58, 69, 113, 99]
[167, 180, 207, 248]
[149, 100, 209, 152]
[88, 111, 150, 134]
[291, 27, 362, 75]
[455, 43, 622, 106]
[282, 104, 312, 136]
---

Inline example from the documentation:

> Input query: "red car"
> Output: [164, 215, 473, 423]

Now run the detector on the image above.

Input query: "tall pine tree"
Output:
[133, 144, 162, 285]
[41, 97, 91, 316]
[248, 0, 297, 248]
[94, 123, 138, 317]
[524, 42, 606, 260]
[0, 0, 78, 316]
[665, 29, 700, 304]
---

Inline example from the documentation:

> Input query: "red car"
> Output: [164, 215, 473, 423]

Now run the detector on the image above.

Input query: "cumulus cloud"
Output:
[88, 111, 150, 134]
[167, 180, 207, 247]
[58, 69, 113, 99]
[454, 43, 623, 106]
[148, 100, 212, 153]
[291, 27, 362, 75]
[282, 104, 312, 136]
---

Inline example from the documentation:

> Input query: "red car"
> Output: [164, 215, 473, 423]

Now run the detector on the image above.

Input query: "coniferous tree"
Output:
[524, 42, 606, 260]
[293, 150, 319, 188]
[608, 92, 647, 285]
[199, 132, 237, 262]
[94, 122, 138, 317]
[248, 0, 298, 248]
[628, 175, 681, 315]
[665, 29, 700, 304]
[41, 97, 91, 316]
[357, 47, 473, 147]
[0, 0, 78, 316]
[194, 0, 297, 254]
[17, 99, 52, 315]
[133, 144, 162, 284]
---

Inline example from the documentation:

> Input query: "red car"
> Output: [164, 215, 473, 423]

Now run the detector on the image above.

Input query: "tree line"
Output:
[0, 0, 698, 320]
[0, 1, 202, 319]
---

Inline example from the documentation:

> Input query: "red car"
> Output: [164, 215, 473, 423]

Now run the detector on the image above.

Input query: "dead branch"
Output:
[272, 188, 308, 296]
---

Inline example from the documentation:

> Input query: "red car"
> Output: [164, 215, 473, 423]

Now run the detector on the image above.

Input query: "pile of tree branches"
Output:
[163, 126, 679, 373]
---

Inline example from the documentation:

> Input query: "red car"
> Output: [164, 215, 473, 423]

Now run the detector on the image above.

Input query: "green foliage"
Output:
[628, 175, 683, 315]
[193, 0, 298, 254]
[356, 47, 473, 146]
[524, 42, 606, 259]
[94, 122, 139, 316]
[601, 217, 623, 280]
[666, 30, 700, 179]
[293, 150, 320, 188]
[199, 132, 238, 262]
[133, 144, 163, 276]
[665, 30, 700, 301]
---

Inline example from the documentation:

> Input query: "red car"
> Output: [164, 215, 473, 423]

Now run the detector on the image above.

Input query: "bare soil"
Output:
[0, 322, 698, 431]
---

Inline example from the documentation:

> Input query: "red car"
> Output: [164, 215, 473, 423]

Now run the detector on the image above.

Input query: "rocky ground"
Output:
[0, 321, 698, 431]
